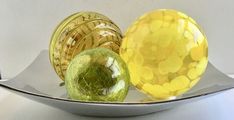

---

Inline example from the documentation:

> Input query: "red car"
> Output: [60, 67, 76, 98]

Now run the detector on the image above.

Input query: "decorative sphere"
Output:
[49, 12, 122, 81]
[120, 9, 208, 99]
[65, 48, 130, 102]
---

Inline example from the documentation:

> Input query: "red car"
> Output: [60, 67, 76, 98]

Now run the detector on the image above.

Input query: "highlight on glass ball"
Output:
[120, 9, 208, 100]
[65, 48, 130, 102]
[49, 11, 123, 81]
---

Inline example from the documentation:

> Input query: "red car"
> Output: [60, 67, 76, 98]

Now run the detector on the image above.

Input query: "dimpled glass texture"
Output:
[120, 9, 208, 100]
[49, 12, 122, 81]
[65, 48, 130, 102]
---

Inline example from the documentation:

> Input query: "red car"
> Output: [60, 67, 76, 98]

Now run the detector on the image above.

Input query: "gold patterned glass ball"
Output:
[49, 12, 122, 80]
[120, 9, 208, 100]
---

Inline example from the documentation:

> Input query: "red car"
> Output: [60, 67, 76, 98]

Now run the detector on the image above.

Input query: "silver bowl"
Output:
[0, 50, 234, 117]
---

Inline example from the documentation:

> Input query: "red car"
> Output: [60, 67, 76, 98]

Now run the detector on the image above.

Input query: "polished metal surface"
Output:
[0, 50, 234, 116]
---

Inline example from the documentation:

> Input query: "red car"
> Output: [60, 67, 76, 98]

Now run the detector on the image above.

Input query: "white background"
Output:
[0, 0, 234, 120]
[0, 0, 234, 78]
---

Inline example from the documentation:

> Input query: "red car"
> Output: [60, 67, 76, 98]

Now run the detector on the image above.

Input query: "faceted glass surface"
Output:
[49, 12, 122, 81]
[65, 48, 130, 102]
[120, 9, 208, 100]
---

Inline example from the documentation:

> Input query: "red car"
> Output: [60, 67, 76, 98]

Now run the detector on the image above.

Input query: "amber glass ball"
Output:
[49, 12, 122, 80]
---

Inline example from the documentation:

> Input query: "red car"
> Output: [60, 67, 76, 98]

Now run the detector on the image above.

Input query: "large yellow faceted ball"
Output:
[120, 9, 208, 100]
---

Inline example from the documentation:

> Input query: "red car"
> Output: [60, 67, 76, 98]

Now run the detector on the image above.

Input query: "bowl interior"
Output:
[1, 50, 234, 104]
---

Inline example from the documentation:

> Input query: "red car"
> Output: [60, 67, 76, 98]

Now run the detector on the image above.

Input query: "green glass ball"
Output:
[65, 48, 130, 102]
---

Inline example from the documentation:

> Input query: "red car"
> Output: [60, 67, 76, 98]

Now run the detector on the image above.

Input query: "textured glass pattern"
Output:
[49, 12, 122, 80]
[65, 48, 130, 102]
[120, 9, 208, 99]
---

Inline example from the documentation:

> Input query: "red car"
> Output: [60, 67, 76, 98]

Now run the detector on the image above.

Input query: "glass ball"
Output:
[65, 48, 130, 102]
[49, 12, 122, 81]
[120, 9, 208, 100]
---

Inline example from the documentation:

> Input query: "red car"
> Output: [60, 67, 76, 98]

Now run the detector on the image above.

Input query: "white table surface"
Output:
[0, 75, 234, 120]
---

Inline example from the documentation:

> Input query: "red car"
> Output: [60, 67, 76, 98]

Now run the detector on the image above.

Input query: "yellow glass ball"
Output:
[120, 9, 208, 100]
[49, 12, 122, 80]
